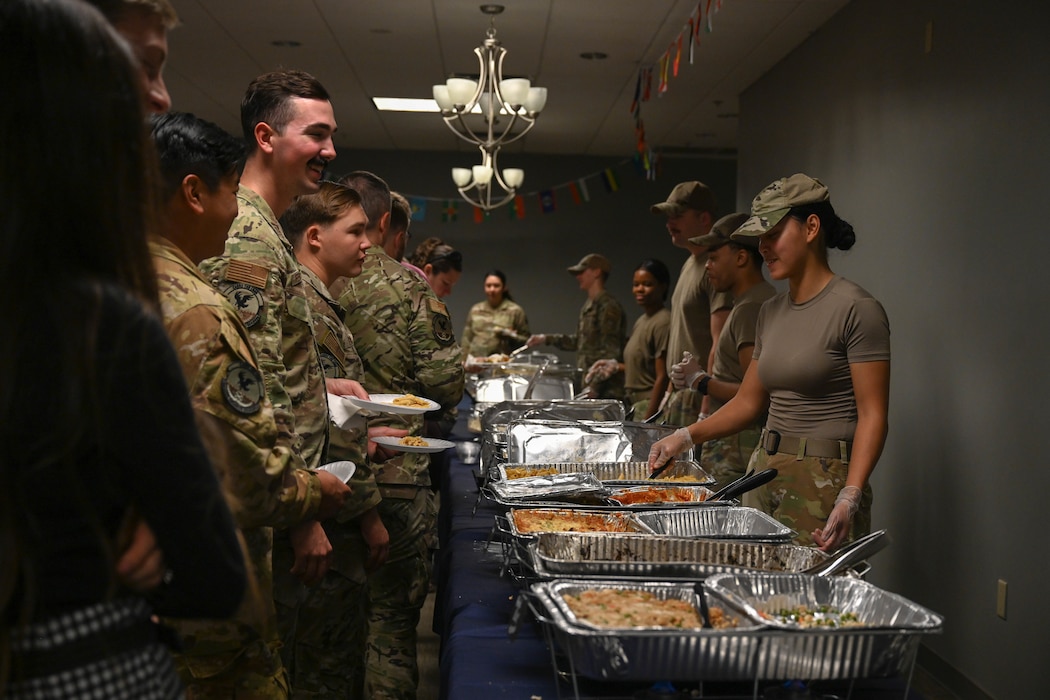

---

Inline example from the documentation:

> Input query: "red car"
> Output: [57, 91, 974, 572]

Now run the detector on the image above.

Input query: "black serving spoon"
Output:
[709, 468, 777, 502]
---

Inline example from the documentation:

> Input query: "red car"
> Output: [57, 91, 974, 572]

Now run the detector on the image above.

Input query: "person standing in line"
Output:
[1, 2, 244, 696]
[460, 270, 531, 359]
[409, 237, 463, 299]
[197, 70, 353, 686]
[527, 253, 627, 400]
[84, 0, 177, 114]
[333, 171, 465, 700]
[151, 112, 359, 698]
[668, 213, 776, 489]
[650, 182, 733, 425]
[650, 174, 890, 551]
[283, 181, 409, 699]
[586, 259, 673, 420]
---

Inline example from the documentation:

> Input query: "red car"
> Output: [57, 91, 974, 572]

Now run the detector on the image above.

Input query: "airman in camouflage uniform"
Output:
[461, 296, 530, 357]
[334, 244, 464, 700]
[538, 254, 626, 400]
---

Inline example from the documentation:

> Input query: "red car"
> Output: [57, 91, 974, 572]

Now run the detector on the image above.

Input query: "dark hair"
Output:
[411, 237, 462, 274]
[280, 181, 362, 248]
[339, 171, 392, 233]
[484, 269, 513, 302]
[240, 70, 330, 154]
[1, 0, 162, 680]
[788, 200, 856, 253]
[727, 242, 765, 270]
[634, 259, 671, 301]
[389, 191, 411, 236]
[151, 112, 246, 200]
[83, 0, 179, 28]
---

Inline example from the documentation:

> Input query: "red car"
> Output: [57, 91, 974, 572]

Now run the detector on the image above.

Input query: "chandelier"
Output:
[432, 4, 547, 211]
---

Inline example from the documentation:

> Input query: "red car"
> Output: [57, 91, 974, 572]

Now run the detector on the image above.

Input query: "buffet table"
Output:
[435, 399, 931, 700]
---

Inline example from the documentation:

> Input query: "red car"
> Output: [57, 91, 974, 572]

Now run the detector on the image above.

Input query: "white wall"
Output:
[738, 1, 1050, 697]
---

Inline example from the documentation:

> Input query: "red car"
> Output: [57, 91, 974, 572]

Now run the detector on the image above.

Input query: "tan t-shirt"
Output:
[708, 280, 776, 413]
[667, 253, 732, 367]
[623, 307, 671, 393]
[754, 276, 890, 441]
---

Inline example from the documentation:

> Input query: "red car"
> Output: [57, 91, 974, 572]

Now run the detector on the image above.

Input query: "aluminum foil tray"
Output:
[506, 419, 682, 464]
[504, 508, 655, 540]
[496, 460, 713, 485]
[634, 507, 795, 542]
[529, 532, 835, 580]
[474, 374, 575, 403]
[480, 399, 625, 434]
[704, 573, 944, 679]
[528, 579, 763, 681]
[606, 484, 716, 507]
[486, 472, 608, 504]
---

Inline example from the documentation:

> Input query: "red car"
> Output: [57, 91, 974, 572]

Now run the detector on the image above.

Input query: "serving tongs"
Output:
[805, 528, 890, 577]
[708, 468, 777, 501]
[508, 342, 531, 358]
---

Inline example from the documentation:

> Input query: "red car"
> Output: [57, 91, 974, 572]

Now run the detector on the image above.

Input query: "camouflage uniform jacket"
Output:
[461, 297, 530, 357]
[547, 288, 627, 397]
[332, 247, 464, 493]
[199, 186, 329, 470]
[151, 236, 322, 667]
[300, 264, 381, 523]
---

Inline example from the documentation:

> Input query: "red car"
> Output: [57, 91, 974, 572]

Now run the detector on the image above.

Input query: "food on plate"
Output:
[561, 589, 737, 629]
[399, 435, 428, 447]
[512, 510, 636, 534]
[609, 486, 706, 505]
[503, 466, 559, 480]
[759, 604, 863, 628]
[391, 394, 431, 407]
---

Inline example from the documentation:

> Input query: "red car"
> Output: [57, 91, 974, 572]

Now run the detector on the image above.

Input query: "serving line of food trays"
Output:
[516, 576, 942, 699]
[492, 459, 714, 486]
[482, 472, 725, 510]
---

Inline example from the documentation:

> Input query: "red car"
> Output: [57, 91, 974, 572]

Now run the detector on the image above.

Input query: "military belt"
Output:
[761, 428, 851, 463]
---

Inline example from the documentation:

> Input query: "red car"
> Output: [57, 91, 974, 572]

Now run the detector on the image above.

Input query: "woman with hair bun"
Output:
[410, 237, 462, 299]
[460, 270, 530, 359]
[650, 174, 890, 552]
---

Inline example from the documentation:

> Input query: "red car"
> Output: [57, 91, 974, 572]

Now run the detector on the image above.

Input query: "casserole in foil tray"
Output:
[496, 460, 713, 485]
[486, 472, 608, 504]
[528, 532, 836, 580]
[633, 506, 795, 542]
[528, 579, 763, 681]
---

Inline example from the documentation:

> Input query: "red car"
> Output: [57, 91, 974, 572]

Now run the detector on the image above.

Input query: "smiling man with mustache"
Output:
[199, 70, 355, 692]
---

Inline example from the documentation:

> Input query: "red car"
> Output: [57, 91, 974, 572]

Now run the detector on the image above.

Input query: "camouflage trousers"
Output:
[176, 638, 289, 699]
[698, 425, 762, 490]
[742, 450, 873, 546]
[281, 523, 371, 700]
[662, 389, 703, 428]
[365, 488, 436, 700]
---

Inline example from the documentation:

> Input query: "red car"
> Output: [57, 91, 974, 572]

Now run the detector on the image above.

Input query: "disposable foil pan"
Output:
[634, 507, 795, 542]
[504, 508, 655, 540]
[529, 532, 836, 581]
[606, 484, 716, 507]
[704, 573, 944, 679]
[505, 419, 683, 464]
[480, 399, 625, 434]
[486, 472, 608, 504]
[528, 579, 762, 681]
[474, 373, 574, 403]
[496, 460, 713, 485]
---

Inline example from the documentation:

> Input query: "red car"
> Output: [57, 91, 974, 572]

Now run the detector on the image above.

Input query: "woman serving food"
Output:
[648, 174, 890, 552]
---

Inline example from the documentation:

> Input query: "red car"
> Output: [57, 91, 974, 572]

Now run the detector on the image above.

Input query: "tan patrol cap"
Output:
[731, 173, 830, 240]
[689, 212, 753, 249]
[567, 253, 611, 275]
[650, 181, 717, 216]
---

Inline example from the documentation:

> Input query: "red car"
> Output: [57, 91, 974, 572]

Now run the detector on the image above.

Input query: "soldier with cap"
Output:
[650, 182, 733, 425]
[526, 253, 627, 400]
[650, 174, 890, 552]
[669, 212, 776, 489]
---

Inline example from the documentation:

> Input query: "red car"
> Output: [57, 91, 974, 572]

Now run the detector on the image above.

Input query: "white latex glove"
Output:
[647, 427, 694, 472]
[525, 333, 546, 348]
[584, 358, 619, 385]
[669, 351, 706, 391]
[812, 485, 862, 551]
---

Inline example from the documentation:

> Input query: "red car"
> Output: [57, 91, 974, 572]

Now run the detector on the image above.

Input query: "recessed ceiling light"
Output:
[579, 52, 608, 60]
[372, 97, 488, 114]
[271, 40, 301, 47]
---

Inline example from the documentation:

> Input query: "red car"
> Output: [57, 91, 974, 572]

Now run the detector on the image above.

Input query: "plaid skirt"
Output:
[5, 597, 183, 699]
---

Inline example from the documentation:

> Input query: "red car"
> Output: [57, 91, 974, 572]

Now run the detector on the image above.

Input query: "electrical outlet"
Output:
[996, 579, 1008, 620]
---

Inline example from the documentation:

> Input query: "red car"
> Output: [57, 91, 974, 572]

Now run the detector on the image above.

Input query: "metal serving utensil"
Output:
[709, 468, 778, 502]
[805, 529, 890, 577]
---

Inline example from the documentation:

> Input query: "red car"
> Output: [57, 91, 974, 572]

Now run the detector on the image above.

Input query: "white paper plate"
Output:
[346, 393, 440, 415]
[318, 460, 356, 483]
[372, 436, 455, 453]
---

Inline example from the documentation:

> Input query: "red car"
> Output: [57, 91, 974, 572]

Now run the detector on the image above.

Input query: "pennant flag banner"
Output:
[513, 195, 526, 220]
[602, 168, 619, 193]
[441, 200, 458, 223]
[577, 178, 591, 202]
[539, 190, 556, 214]
[473, 206, 486, 224]
[408, 197, 427, 222]
[568, 182, 582, 205]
